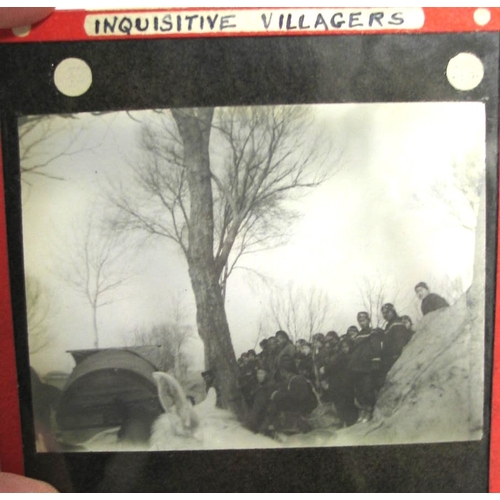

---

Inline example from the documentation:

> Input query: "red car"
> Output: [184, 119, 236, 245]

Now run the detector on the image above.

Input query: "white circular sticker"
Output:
[12, 25, 31, 37]
[446, 53, 484, 92]
[473, 8, 491, 26]
[54, 58, 92, 97]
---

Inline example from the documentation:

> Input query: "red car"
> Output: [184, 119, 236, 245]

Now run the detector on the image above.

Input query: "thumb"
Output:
[0, 7, 55, 29]
[0, 472, 58, 493]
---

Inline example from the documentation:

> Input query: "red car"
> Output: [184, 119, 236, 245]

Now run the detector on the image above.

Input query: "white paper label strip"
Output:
[84, 8, 425, 37]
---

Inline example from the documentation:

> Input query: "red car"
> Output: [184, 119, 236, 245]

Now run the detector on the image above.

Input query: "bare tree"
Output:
[356, 274, 407, 327]
[18, 115, 93, 184]
[209, 107, 329, 299]
[130, 293, 195, 382]
[264, 283, 336, 343]
[413, 150, 484, 232]
[109, 105, 336, 417]
[110, 106, 333, 297]
[167, 293, 196, 382]
[54, 210, 133, 349]
[250, 319, 271, 351]
[357, 275, 389, 328]
[25, 274, 53, 355]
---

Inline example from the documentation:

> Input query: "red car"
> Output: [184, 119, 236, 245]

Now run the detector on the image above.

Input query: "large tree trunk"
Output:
[171, 108, 245, 419]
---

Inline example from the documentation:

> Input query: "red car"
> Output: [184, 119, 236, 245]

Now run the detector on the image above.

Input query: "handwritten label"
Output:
[84, 8, 425, 37]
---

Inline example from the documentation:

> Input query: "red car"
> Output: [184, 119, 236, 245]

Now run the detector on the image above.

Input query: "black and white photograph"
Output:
[20, 101, 486, 453]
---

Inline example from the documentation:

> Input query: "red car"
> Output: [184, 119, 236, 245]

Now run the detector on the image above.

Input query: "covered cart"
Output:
[57, 347, 163, 433]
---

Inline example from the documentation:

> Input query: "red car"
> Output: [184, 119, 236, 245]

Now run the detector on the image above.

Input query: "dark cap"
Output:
[312, 333, 325, 342]
[325, 331, 339, 341]
[275, 330, 289, 341]
[414, 282, 429, 291]
[381, 303, 395, 312]
[357, 311, 370, 320]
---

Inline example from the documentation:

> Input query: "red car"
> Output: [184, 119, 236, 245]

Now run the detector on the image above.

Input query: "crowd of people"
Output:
[236, 281, 449, 437]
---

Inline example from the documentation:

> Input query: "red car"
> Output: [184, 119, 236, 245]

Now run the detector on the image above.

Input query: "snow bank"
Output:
[323, 290, 484, 447]
[149, 387, 280, 451]
[76, 387, 279, 452]
[324, 191, 487, 448]
[72, 287, 485, 452]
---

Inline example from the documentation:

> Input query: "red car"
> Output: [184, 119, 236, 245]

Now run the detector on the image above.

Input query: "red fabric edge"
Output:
[0, 8, 499, 43]
[0, 128, 24, 475]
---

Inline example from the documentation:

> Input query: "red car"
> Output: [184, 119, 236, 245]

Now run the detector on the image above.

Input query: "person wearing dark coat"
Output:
[257, 338, 269, 367]
[400, 315, 415, 337]
[312, 332, 325, 345]
[264, 336, 279, 378]
[356, 312, 371, 338]
[346, 313, 384, 422]
[345, 325, 359, 341]
[415, 282, 450, 316]
[273, 330, 296, 383]
[246, 368, 276, 433]
[325, 330, 340, 348]
[238, 362, 257, 407]
[294, 342, 315, 383]
[310, 333, 328, 390]
[380, 303, 413, 378]
[319, 332, 340, 373]
[322, 336, 358, 426]
[271, 361, 318, 416]
[316, 332, 340, 395]
[261, 356, 318, 435]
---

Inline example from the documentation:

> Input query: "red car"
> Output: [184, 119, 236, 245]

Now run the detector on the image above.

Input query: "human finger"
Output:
[0, 7, 55, 29]
[0, 472, 58, 493]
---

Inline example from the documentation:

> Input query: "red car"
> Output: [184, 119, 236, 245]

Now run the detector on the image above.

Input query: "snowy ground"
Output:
[65, 289, 483, 452]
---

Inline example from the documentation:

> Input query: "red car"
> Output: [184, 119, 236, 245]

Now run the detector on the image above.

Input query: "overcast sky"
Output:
[20, 102, 485, 375]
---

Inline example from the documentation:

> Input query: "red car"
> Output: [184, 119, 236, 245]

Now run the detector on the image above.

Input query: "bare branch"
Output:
[107, 105, 340, 322]
[52, 207, 135, 348]
[263, 282, 336, 343]
[125, 292, 196, 380]
[18, 114, 98, 183]
[411, 149, 484, 232]
[25, 275, 54, 355]
[356, 273, 406, 327]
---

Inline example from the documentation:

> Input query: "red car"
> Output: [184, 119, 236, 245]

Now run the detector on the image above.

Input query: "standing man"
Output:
[400, 315, 415, 336]
[415, 282, 450, 316]
[346, 312, 384, 423]
[344, 325, 360, 341]
[274, 330, 296, 383]
[356, 311, 372, 337]
[380, 303, 413, 377]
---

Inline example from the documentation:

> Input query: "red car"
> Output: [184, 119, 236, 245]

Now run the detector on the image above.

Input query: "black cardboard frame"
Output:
[0, 32, 498, 492]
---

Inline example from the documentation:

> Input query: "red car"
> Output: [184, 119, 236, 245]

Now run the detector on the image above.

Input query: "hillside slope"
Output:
[331, 290, 483, 446]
